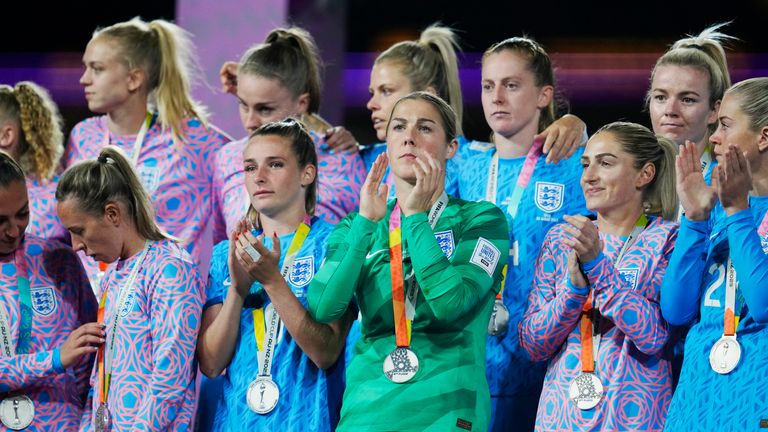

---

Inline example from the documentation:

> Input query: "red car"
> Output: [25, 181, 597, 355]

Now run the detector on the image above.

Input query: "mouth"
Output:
[253, 191, 274, 197]
[491, 111, 510, 117]
[398, 153, 417, 161]
[584, 187, 604, 196]
[372, 117, 385, 129]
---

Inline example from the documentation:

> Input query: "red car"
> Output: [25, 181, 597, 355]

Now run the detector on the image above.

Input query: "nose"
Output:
[70, 236, 86, 253]
[709, 125, 723, 147]
[402, 126, 415, 147]
[492, 85, 505, 105]
[366, 93, 378, 112]
[244, 111, 263, 134]
[79, 68, 90, 87]
[5, 222, 21, 238]
[663, 98, 679, 117]
[582, 162, 598, 183]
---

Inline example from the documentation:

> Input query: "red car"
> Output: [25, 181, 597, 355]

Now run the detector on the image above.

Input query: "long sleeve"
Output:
[129, 261, 203, 431]
[584, 227, 676, 356]
[314, 137, 366, 223]
[661, 216, 710, 325]
[78, 387, 95, 432]
[726, 209, 768, 323]
[403, 203, 509, 322]
[0, 350, 64, 391]
[308, 214, 376, 323]
[519, 229, 589, 362]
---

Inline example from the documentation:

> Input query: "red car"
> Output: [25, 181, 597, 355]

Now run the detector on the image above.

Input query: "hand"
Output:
[676, 140, 716, 221]
[536, 114, 586, 164]
[60, 322, 104, 369]
[715, 144, 752, 215]
[567, 250, 588, 288]
[324, 126, 359, 153]
[562, 215, 602, 263]
[228, 221, 256, 298]
[402, 153, 445, 216]
[359, 153, 390, 222]
[235, 229, 284, 287]
[219, 61, 239, 95]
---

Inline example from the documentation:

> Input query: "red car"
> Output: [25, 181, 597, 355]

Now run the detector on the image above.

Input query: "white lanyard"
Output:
[102, 112, 153, 166]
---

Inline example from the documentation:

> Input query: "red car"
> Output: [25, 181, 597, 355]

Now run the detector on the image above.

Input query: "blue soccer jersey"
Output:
[458, 145, 587, 397]
[204, 217, 344, 432]
[662, 196, 768, 431]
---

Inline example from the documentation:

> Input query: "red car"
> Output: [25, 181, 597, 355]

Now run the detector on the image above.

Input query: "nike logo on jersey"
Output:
[366, 249, 388, 260]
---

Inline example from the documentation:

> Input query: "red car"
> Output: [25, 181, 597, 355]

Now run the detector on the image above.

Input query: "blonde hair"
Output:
[649, 22, 736, 134]
[93, 17, 208, 143]
[375, 24, 463, 135]
[56, 146, 170, 241]
[483, 37, 557, 133]
[0, 81, 64, 182]
[387, 91, 457, 144]
[593, 122, 679, 221]
[726, 78, 768, 133]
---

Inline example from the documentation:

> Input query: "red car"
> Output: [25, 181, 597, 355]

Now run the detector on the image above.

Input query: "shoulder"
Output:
[451, 197, 504, 221]
[149, 239, 199, 280]
[69, 116, 104, 139]
[180, 118, 233, 147]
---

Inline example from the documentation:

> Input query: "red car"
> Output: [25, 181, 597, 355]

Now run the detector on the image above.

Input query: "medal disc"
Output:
[247, 376, 280, 414]
[0, 394, 34, 430]
[383, 347, 419, 383]
[487, 299, 510, 336]
[709, 336, 742, 375]
[94, 402, 111, 432]
[568, 372, 604, 410]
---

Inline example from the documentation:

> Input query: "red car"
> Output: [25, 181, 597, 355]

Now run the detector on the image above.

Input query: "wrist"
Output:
[359, 211, 382, 223]
[684, 209, 710, 221]
[723, 200, 749, 216]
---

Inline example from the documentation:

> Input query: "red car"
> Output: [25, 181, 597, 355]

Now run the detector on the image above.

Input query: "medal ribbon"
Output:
[495, 264, 508, 301]
[484, 138, 543, 218]
[101, 111, 155, 166]
[97, 242, 151, 408]
[252, 217, 312, 377]
[579, 215, 647, 373]
[388, 193, 449, 348]
[0, 245, 33, 357]
[723, 258, 739, 337]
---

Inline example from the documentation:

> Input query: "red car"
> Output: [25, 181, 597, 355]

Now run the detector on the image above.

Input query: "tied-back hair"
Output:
[593, 122, 678, 221]
[245, 118, 318, 229]
[0, 81, 64, 182]
[239, 27, 323, 115]
[648, 22, 736, 134]
[0, 150, 26, 188]
[375, 24, 464, 135]
[93, 17, 208, 143]
[386, 91, 457, 144]
[483, 36, 560, 133]
[55, 146, 170, 241]
[726, 77, 768, 133]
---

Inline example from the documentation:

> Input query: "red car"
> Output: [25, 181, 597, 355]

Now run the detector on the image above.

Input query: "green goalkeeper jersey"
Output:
[309, 197, 509, 431]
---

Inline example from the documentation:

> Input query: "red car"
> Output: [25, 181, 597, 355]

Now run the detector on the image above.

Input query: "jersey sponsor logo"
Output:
[289, 256, 314, 288]
[434, 230, 455, 258]
[31, 287, 57, 316]
[618, 268, 639, 290]
[534, 181, 564, 213]
[470, 237, 501, 277]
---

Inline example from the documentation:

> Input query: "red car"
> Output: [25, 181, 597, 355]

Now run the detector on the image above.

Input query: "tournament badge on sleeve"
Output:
[0, 395, 35, 430]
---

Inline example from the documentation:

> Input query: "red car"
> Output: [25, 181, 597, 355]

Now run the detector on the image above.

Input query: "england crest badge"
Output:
[31, 287, 57, 317]
[289, 256, 314, 289]
[618, 268, 640, 290]
[534, 181, 564, 213]
[434, 230, 455, 259]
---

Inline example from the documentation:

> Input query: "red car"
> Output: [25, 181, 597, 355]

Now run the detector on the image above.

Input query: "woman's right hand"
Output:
[567, 250, 588, 288]
[359, 153, 389, 222]
[676, 140, 716, 221]
[219, 61, 239, 95]
[59, 322, 104, 369]
[228, 221, 255, 299]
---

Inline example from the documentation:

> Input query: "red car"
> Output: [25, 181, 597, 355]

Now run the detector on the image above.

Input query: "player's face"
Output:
[0, 180, 29, 255]
[368, 61, 415, 142]
[237, 74, 308, 135]
[710, 93, 767, 167]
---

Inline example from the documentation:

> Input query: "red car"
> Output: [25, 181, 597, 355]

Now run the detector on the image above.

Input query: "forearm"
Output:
[308, 215, 374, 322]
[197, 292, 243, 377]
[660, 217, 709, 325]
[0, 349, 64, 391]
[727, 209, 768, 322]
[264, 279, 350, 369]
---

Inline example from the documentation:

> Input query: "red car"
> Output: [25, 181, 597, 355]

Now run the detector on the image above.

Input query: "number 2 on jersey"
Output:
[703, 263, 724, 308]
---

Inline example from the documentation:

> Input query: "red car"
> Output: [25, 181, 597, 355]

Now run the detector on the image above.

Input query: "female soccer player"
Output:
[67, 17, 230, 277]
[0, 152, 96, 431]
[456, 36, 589, 431]
[0, 81, 68, 241]
[57, 146, 204, 431]
[309, 92, 509, 431]
[662, 77, 768, 431]
[520, 122, 678, 430]
[214, 27, 365, 235]
[198, 119, 351, 431]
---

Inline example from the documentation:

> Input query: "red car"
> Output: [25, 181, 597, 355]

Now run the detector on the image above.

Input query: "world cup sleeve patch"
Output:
[470, 237, 501, 277]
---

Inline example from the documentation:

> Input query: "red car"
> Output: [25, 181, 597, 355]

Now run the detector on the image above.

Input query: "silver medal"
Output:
[709, 335, 742, 374]
[247, 376, 280, 414]
[568, 372, 604, 410]
[383, 347, 419, 383]
[0, 394, 35, 430]
[487, 299, 510, 336]
[94, 402, 110, 432]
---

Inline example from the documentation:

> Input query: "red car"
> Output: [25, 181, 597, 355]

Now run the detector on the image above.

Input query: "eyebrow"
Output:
[243, 155, 286, 163]
[581, 152, 618, 160]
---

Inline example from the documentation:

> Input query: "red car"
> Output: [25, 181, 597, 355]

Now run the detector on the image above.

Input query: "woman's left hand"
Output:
[715, 144, 752, 215]
[535, 114, 586, 164]
[402, 153, 445, 216]
[325, 126, 359, 153]
[562, 215, 602, 263]
[567, 250, 588, 288]
[235, 230, 284, 286]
